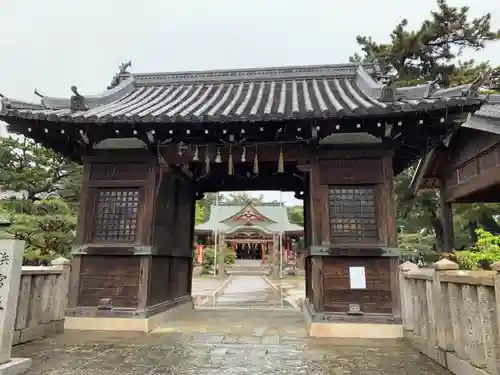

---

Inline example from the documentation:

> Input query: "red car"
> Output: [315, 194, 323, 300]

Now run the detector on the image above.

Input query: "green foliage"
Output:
[398, 231, 439, 265]
[201, 246, 236, 273]
[195, 201, 205, 224]
[351, 0, 499, 85]
[0, 136, 81, 202]
[0, 136, 80, 262]
[225, 192, 263, 205]
[286, 205, 304, 226]
[2, 198, 76, 262]
[455, 229, 500, 269]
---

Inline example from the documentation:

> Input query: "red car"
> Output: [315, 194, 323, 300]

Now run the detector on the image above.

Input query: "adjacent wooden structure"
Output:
[0, 62, 483, 329]
[409, 95, 500, 252]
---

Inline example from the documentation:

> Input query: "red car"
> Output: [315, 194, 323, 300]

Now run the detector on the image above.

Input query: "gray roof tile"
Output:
[0, 63, 481, 125]
[475, 94, 500, 119]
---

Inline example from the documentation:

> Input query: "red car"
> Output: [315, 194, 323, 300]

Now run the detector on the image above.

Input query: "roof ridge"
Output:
[130, 63, 376, 86]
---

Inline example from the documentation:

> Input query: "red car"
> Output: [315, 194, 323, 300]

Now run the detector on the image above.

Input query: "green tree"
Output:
[287, 205, 304, 226]
[353, 0, 500, 252]
[195, 201, 205, 224]
[0, 136, 81, 205]
[0, 136, 80, 262]
[3, 198, 76, 264]
[224, 192, 264, 205]
[198, 192, 223, 221]
[351, 0, 499, 85]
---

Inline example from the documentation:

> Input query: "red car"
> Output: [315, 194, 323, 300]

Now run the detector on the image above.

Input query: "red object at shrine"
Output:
[197, 245, 204, 265]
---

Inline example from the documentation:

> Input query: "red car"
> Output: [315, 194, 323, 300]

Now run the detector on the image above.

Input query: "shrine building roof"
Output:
[195, 202, 303, 234]
[0, 62, 483, 125]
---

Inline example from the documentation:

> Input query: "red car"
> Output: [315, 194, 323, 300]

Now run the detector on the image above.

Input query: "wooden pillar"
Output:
[303, 170, 313, 301]
[261, 242, 265, 264]
[218, 233, 226, 276]
[439, 182, 455, 252]
[68, 151, 194, 327]
[304, 152, 401, 324]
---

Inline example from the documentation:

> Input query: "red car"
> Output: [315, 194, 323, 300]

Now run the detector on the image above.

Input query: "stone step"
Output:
[226, 268, 271, 276]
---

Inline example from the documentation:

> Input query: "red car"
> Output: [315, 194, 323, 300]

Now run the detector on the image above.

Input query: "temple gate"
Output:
[0, 61, 483, 335]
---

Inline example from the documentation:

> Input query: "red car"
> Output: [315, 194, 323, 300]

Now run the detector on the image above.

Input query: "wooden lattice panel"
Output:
[328, 186, 377, 242]
[93, 189, 140, 242]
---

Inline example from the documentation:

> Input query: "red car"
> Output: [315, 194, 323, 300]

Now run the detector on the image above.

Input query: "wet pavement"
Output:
[192, 277, 227, 295]
[11, 275, 450, 374]
[13, 310, 450, 375]
[269, 277, 306, 309]
[208, 275, 291, 309]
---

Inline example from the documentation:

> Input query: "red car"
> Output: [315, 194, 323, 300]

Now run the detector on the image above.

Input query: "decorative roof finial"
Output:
[33, 89, 45, 98]
[69, 86, 87, 112]
[429, 73, 443, 94]
[464, 71, 492, 97]
[108, 61, 132, 90]
[0, 93, 11, 110]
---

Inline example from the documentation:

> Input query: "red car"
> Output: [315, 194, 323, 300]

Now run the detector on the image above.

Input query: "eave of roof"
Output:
[0, 63, 483, 125]
[407, 95, 500, 198]
[195, 202, 303, 233]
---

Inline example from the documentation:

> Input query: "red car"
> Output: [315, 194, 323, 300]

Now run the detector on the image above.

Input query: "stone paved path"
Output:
[12, 310, 451, 375]
[213, 275, 290, 308]
[11, 276, 450, 374]
[192, 277, 227, 295]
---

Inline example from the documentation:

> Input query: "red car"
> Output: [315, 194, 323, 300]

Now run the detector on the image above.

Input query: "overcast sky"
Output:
[1, 0, 499, 205]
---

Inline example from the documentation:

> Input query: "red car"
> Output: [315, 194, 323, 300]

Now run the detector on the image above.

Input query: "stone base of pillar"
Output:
[302, 299, 402, 339]
[64, 296, 193, 332]
[0, 357, 32, 375]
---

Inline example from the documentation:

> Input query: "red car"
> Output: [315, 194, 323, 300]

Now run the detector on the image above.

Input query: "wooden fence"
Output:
[400, 258, 500, 375]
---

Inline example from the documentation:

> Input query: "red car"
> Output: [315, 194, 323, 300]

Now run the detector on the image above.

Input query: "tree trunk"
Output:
[430, 209, 445, 253]
[467, 221, 479, 243]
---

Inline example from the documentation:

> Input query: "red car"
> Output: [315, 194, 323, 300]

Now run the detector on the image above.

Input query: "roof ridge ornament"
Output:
[428, 74, 443, 96]
[69, 86, 87, 112]
[0, 93, 10, 110]
[33, 89, 45, 99]
[378, 76, 399, 102]
[108, 61, 132, 90]
[464, 71, 493, 98]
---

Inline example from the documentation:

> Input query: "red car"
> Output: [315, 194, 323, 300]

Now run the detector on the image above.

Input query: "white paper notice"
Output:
[349, 266, 366, 289]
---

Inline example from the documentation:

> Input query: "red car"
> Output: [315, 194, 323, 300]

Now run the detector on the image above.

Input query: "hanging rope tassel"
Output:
[228, 146, 233, 175]
[278, 145, 284, 173]
[253, 146, 259, 175]
[204, 146, 210, 175]
[193, 145, 199, 161]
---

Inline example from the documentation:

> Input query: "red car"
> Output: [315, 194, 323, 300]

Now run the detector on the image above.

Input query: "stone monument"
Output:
[0, 240, 32, 374]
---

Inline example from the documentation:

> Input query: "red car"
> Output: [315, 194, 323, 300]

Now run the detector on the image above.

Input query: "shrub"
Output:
[455, 229, 500, 270]
[201, 246, 236, 273]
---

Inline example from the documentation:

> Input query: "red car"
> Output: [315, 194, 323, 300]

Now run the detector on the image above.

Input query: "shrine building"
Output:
[195, 202, 303, 263]
[0, 61, 485, 337]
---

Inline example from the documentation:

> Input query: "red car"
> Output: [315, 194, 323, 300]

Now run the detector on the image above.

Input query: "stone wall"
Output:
[13, 257, 70, 345]
[400, 258, 500, 375]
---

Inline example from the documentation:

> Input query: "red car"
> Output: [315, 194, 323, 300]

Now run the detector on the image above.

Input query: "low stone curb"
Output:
[195, 275, 233, 308]
[263, 276, 303, 310]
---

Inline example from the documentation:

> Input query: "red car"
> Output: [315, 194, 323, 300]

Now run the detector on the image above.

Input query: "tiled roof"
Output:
[195, 203, 303, 233]
[474, 94, 500, 119]
[0, 63, 480, 124]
